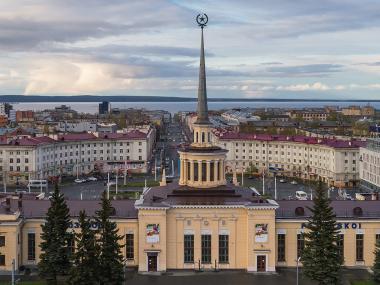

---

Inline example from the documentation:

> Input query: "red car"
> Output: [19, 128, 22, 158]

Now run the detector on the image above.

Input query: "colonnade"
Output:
[179, 158, 226, 186]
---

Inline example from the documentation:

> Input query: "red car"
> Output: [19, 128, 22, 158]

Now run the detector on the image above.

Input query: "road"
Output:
[1, 122, 357, 201]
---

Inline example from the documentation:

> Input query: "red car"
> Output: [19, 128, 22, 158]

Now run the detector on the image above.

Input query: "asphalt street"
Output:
[0, 122, 359, 201]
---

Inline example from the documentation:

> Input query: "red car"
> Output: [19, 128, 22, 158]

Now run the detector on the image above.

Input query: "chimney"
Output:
[5, 206, 10, 212]
[6, 198, 10, 205]
[18, 200, 22, 208]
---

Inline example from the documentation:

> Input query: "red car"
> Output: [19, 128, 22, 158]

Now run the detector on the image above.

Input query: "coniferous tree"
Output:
[373, 240, 380, 284]
[302, 179, 343, 285]
[94, 190, 125, 285]
[39, 181, 72, 285]
[66, 210, 101, 285]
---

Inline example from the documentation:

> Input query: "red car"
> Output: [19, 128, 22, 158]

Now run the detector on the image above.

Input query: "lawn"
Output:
[3, 282, 64, 285]
[110, 191, 142, 199]
[114, 181, 160, 187]
[351, 281, 374, 285]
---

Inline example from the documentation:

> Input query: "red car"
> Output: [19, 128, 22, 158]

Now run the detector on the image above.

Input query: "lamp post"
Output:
[274, 172, 277, 200]
[295, 256, 301, 285]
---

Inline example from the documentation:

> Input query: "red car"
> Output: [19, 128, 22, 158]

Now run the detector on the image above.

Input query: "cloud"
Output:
[260, 62, 283, 65]
[260, 86, 274, 90]
[276, 82, 330, 91]
[265, 64, 343, 77]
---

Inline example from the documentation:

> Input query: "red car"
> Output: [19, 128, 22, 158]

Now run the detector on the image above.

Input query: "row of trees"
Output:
[302, 179, 380, 284]
[39, 182, 125, 285]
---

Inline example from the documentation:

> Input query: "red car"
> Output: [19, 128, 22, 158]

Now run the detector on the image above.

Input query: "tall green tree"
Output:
[373, 240, 380, 284]
[39, 181, 72, 285]
[94, 191, 125, 285]
[66, 210, 101, 285]
[302, 179, 343, 285]
[43, 125, 51, 135]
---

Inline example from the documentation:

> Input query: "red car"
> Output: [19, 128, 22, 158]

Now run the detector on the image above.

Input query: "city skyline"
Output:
[1, 1, 380, 99]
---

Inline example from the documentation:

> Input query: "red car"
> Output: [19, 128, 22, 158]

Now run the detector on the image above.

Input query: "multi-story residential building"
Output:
[0, 129, 155, 185]
[360, 138, 380, 193]
[286, 109, 329, 121]
[211, 131, 364, 187]
[15, 111, 34, 122]
[342, 105, 375, 116]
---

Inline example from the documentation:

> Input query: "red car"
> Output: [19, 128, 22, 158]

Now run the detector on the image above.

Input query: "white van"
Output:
[27, 180, 47, 188]
[296, 191, 307, 200]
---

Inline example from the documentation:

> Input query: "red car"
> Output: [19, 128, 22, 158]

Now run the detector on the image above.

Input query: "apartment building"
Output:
[211, 131, 364, 187]
[0, 129, 155, 185]
[360, 138, 380, 192]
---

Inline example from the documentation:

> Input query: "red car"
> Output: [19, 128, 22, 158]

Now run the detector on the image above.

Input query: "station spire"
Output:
[195, 14, 212, 125]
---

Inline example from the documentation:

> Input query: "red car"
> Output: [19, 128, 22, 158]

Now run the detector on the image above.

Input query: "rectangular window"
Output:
[201, 235, 211, 263]
[278, 234, 285, 261]
[219, 235, 228, 263]
[297, 234, 304, 259]
[356, 234, 363, 261]
[202, 163, 207, 181]
[210, 163, 214, 181]
[67, 238, 75, 254]
[126, 234, 134, 259]
[194, 163, 199, 181]
[0, 236, 4, 247]
[184, 235, 194, 263]
[28, 233, 35, 260]
[376, 234, 380, 244]
[337, 234, 344, 259]
[0, 255, 4, 265]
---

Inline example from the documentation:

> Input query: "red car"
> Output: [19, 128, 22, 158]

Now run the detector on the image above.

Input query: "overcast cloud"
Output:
[1, 0, 380, 99]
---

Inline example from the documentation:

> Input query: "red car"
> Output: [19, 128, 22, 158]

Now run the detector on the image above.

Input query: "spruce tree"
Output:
[66, 210, 101, 285]
[39, 181, 72, 285]
[302, 178, 343, 285]
[94, 190, 125, 285]
[373, 240, 380, 284]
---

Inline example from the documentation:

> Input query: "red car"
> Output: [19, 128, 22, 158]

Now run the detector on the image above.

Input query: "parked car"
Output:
[248, 175, 253, 179]
[290, 181, 298, 185]
[118, 174, 124, 179]
[128, 175, 133, 179]
[108, 181, 116, 186]
[279, 179, 286, 183]
[344, 193, 354, 200]
[15, 189, 26, 194]
[75, 179, 82, 183]
[80, 178, 87, 183]
[88, 177, 97, 181]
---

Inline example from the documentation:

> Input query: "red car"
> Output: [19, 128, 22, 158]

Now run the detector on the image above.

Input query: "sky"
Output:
[1, 0, 380, 100]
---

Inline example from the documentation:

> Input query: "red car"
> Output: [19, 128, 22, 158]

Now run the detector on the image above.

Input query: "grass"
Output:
[114, 181, 160, 187]
[351, 281, 374, 285]
[3, 282, 64, 285]
[110, 192, 142, 199]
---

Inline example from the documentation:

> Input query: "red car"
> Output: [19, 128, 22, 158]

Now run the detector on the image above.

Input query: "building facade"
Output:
[211, 132, 364, 187]
[0, 130, 155, 185]
[360, 138, 380, 193]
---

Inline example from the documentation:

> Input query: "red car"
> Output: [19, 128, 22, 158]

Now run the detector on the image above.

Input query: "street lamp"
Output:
[295, 256, 301, 285]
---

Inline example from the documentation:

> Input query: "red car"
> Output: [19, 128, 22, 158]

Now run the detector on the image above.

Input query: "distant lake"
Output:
[12, 101, 380, 115]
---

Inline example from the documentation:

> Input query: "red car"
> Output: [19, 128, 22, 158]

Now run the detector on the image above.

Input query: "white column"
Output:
[198, 161, 202, 182]
[206, 160, 211, 183]
[190, 160, 194, 183]
[214, 159, 219, 182]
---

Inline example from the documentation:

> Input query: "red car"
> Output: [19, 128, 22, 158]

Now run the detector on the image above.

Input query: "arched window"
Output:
[295, 207, 305, 216]
[196, 132, 199, 143]
[202, 132, 205, 143]
[208, 132, 210, 143]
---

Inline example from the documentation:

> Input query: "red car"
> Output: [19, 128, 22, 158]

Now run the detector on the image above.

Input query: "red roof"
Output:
[58, 133, 97, 141]
[0, 131, 149, 147]
[98, 130, 148, 139]
[216, 133, 365, 149]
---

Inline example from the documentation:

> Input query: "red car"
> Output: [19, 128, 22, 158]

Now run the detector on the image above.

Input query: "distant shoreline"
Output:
[1, 95, 379, 103]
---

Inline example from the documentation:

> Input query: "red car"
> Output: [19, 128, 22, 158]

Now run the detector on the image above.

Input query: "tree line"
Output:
[39, 182, 125, 285]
